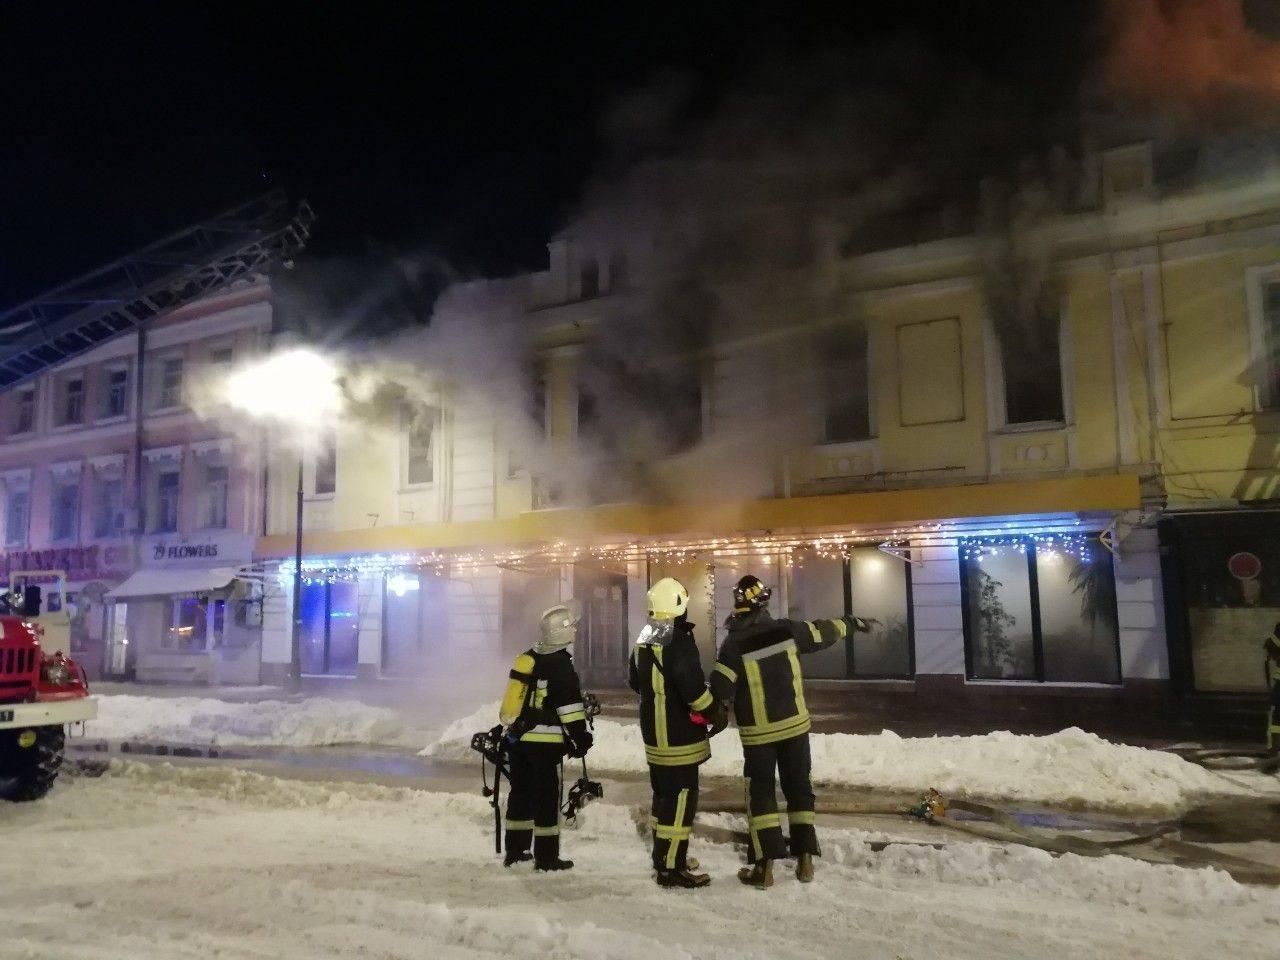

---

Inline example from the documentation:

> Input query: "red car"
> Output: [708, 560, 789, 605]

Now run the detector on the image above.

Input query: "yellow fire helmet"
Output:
[647, 577, 689, 621]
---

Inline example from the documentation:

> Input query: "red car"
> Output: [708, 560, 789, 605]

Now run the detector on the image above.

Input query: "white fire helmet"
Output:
[536, 599, 582, 654]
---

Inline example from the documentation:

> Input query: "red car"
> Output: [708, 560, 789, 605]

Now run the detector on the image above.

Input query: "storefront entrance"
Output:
[299, 579, 360, 677]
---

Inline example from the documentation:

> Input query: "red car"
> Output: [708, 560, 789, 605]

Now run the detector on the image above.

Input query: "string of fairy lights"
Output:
[276, 518, 1102, 586]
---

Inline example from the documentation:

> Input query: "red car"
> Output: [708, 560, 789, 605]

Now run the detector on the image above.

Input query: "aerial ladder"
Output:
[0, 191, 315, 389]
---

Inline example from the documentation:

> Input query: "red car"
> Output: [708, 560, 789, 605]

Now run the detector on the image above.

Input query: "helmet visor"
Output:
[635, 617, 675, 646]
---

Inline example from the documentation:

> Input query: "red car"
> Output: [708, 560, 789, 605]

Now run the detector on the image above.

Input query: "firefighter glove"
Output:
[567, 729, 593, 758]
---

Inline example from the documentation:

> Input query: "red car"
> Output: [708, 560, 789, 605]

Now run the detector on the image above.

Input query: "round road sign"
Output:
[1228, 551, 1262, 581]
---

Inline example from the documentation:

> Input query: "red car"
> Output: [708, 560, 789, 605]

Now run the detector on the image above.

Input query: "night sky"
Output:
[0, 1, 1100, 309]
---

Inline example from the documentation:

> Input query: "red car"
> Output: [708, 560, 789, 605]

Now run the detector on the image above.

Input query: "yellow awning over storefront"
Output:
[254, 473, 1140, 561]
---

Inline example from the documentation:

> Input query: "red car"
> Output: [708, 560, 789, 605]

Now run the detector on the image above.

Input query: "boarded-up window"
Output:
[897, 318, 964, 426]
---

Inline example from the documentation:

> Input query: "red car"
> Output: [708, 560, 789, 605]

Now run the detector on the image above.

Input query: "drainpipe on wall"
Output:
[132, 325, 147, 537]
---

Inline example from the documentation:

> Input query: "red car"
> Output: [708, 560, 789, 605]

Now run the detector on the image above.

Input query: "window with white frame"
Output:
[608, 252, 628, 290]
[403, 404, 437, 486]
[209, 346, 234, 368]
[13, 388, 35, 434]
[156, 356, 184, 409]
[201, 463, 229, 528]
[818, 325, 872, 444]
[4, 480, 30, 546]
[50, 474, 80, 542]
[102, 366, 129, 418]
[150, 468, 181, 533]
[92, 466, 124, 538]
[313, 433, 336, 495]
[60, 376, 84, 425]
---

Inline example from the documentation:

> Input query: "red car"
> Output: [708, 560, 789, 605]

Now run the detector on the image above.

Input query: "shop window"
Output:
[960, 537, 1120, 683]
[819, 326, 871, 444]
[1262, 281, 1280, 408]
[788, 547, 914, 679]
[50, 477, 80, 542]
[299, 579, 359, 676]
[163, 595, 226, 652]
[313, 434, 336, 495]
[103, 367, 129, 418]
[1165, 514, 1280, 692]
[150, 469, 181, 533]
[14, 388, 35, 434]
[165, 596, 207, 651]
[201, 464, 229, 529]
[382, 572, 447, 674]
[5, 488, 29, 546]
[92, 472, 124, 538]
[403, 405, 437, 486]
[60, 377, 84, 425]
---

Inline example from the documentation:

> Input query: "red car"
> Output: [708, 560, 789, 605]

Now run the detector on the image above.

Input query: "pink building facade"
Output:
[0, 279, 271, 683]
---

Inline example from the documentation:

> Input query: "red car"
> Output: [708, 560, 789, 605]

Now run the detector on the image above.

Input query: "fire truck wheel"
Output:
[0, 726, 66, 802]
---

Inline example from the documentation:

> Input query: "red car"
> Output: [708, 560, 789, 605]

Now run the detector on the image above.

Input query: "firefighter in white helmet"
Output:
[628, 577, 724, 888]
[498, 600, 592, 871]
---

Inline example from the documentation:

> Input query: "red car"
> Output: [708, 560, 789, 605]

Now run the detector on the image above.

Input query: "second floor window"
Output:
[313, 435, 336, 495]
[50, 478, 80, 542]
[104, 367, 129, 418]
[1000, 308, 1064, 426]
[14, 389, 35, 434]
[820, 326, 871, 444]
[62, 378, 84, 425]
[202, 464, 229, 529]
[158, 357, 184, 409]
[153, 470, 180, 533]
[93, 474, 124, 538]
[1263, 281, 1280, 407]
[5, 489, 29, 546]
[405, 407, 436, 486]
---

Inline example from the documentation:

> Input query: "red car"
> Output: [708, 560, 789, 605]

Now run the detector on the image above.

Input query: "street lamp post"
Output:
[290, 455, 304, 692]
[221, 347, 344, 694]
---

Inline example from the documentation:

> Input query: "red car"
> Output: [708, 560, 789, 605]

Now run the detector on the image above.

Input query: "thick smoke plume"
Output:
[1105, 0, 1280, 121]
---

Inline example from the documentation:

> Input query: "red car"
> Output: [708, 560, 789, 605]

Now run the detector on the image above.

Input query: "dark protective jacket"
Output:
[500, 648, 588, 748]
[709, 609, 858, 747]
[628, 620, 715, 766]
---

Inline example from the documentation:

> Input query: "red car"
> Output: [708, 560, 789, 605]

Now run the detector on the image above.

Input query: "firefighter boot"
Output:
[737, 860, 774, 889]
[657, 867, 711, 889]
[796, 853, 815, 883]
[534, 858, 575, 872]
[503, 851, 532, 867]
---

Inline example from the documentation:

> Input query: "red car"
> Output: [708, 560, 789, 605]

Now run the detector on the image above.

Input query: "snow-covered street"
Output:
[3, 761, 1278, 960]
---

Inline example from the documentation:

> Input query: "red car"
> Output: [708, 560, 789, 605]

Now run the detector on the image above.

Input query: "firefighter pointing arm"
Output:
[709, 574, 871, 889]
[498, 601, 591, 872]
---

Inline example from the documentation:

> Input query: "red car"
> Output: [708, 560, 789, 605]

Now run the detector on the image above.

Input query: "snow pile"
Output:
[9, 761, 1279, 959]
[92, 694, 410, 747]
[424, 703, 1273, 812]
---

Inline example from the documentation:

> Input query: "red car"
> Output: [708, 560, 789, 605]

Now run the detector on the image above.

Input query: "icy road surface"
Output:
[2, 763, 1277, 960]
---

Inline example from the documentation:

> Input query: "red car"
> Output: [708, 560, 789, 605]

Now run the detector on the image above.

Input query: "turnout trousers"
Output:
[648, 763, 700, 871]
[503, 742, 563, 862]
[742, 732, 818, 863]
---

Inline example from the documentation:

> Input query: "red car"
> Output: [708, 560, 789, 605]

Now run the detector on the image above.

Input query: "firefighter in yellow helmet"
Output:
[710, 574, 872, 889]
[498, 600, 592, 871]
[628, 577, 723, 888]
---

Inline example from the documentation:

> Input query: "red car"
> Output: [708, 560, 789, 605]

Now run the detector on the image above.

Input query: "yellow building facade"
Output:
[257, 143, 1280, 736]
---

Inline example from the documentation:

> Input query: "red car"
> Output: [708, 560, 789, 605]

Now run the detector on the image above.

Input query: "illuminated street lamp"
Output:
[221, 347, 343, 691]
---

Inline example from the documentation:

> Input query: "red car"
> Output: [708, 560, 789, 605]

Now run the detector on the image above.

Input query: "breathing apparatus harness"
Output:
[471, 692, 603, 853]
